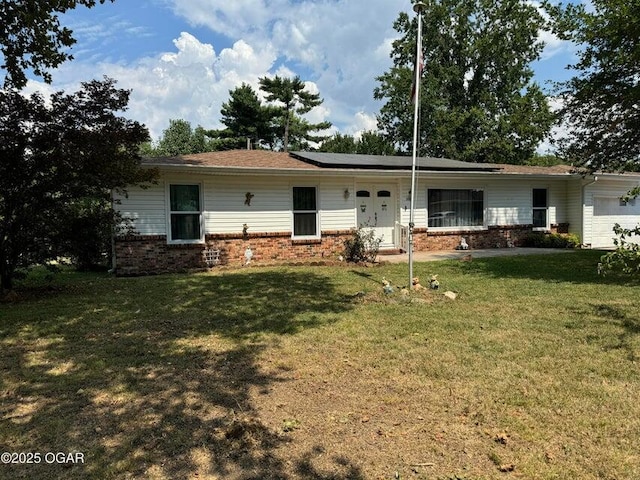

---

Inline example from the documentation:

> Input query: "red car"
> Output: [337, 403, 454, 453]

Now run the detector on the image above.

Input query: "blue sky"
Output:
[20, 0, 582, 150]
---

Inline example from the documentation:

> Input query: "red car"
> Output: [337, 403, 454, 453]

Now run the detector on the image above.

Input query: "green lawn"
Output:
[1, 250, 639, 479]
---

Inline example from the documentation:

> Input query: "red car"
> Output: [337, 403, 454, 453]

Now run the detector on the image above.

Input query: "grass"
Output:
[1, 250, 639, 479]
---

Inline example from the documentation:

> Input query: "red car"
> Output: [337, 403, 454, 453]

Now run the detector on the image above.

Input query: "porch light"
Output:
[344, 188, 350, 200]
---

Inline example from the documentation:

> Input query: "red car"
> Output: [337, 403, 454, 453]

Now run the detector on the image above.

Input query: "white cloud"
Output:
[37, 0, 412, 142]
[168, 0, 408, 130]
[349, 112, 379, 140]
[27, 32, 280, 141]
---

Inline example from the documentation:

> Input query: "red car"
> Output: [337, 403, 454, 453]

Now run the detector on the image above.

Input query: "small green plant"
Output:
[343, 227, 382, 263]
[598, 223, 640, 277]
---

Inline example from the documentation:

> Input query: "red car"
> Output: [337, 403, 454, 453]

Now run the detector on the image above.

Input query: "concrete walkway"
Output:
[377, 247, 577, 263]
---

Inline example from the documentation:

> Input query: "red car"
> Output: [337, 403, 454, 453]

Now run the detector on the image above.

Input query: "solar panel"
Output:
[290, 151, 501, 171]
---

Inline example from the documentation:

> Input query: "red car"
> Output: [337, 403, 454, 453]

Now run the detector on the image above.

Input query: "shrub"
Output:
[343, 227, 382, 263]
[520, 232, 579, 249]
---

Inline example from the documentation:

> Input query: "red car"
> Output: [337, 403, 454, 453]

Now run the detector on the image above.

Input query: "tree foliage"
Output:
[375, 0, 555, 164]
[218, 83, 277, 149]
[0, 0, 114, 89]
[0, 77, 155, 290]
[319, 131, 397, 155]
[258, 75, 331, 151]
[545, 0, 640, 172]
[319, 133, 358, 153]
[357, 131, 397, 156]
[142, 119, 224, 156]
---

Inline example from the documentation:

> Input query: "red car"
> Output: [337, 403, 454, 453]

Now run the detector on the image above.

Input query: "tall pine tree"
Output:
[258, 75, 331, 152]
[219, 83, 277, 149]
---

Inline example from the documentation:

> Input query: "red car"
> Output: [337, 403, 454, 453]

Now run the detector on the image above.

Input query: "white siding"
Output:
[566, 179, 583, 240]
[116, 169, 620, 242]
[399, 178, 426, 226]
[114, 183, 166, 235]
[118, 173, 360, 237]
[319, 179, 357, 231]
[203, 176, 292, 234]
[485, 181, 530, 226]
[396, 177, 568, 229]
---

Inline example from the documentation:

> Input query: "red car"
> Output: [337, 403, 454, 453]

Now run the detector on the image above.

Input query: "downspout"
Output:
[581, 175, 598, 247]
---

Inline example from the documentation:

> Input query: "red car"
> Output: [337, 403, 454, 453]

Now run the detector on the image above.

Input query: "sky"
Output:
[18, 0, 582, 151]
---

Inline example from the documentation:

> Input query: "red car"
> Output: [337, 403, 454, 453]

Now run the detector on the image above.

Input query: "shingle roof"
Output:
[143, 150, 320, 170]
[490, 163, 576, 175]
[142, 149, 579, 176]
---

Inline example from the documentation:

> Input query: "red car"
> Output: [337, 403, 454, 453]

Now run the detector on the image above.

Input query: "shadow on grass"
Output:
[588, 303, 640, 363]
[450, 250, 640, 286]
[0, 269, 364, 479]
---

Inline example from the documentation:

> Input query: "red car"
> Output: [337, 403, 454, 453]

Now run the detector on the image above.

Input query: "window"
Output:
[532, 188, 548, 229]
[169, 184, 202, 241]
[293, 187, 318, 237]
[427, 189, 484, 228]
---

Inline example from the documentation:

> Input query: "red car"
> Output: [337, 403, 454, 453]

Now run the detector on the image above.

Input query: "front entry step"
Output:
[378, 248, 403, 256]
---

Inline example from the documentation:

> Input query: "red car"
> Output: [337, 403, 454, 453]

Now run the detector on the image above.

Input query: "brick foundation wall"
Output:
[412, 225, 535, 251]
[115, 223, 570, 275]
[114, 230, 353, 275]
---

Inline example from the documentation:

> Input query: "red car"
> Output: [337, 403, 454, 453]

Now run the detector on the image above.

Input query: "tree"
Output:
[545, 0, 640, 172]
[259, 75, 332, 151]
[0, 0, 114, 89]
[157, 119, 197, 156]
[526, 153, 566, 167]
[375, 0, 555, 164]
[144, 119, 220, 156]
[218, 83, 277, 149]
[0, 77, 155, 290]
[319, 131, 397, 155]
[319, 133, 358, 153]
[356, 131, 397, 155]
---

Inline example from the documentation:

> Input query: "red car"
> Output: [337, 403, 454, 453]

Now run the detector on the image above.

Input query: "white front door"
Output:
[356, 186, 396, 248]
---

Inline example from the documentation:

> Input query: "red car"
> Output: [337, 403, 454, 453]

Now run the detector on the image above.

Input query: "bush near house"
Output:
[343, 227, 382, 263]
[599, 223, 640, 277]
[520, 232, 580, 249]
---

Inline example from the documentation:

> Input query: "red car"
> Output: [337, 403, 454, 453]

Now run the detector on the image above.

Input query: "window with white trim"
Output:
[532, 188, 548, 229]
[169, 184, 202, 242]
[292, 186, 318, 237]
[427, 189, 484, 228]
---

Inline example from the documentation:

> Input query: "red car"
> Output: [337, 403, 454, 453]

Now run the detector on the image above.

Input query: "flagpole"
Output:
[409, 1, 425, 288]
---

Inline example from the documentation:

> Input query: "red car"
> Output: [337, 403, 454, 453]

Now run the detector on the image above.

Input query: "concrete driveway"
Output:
[377, 247, 578, 263]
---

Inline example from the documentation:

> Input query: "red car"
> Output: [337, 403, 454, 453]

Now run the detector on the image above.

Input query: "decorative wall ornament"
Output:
[360, 202, 367, 213]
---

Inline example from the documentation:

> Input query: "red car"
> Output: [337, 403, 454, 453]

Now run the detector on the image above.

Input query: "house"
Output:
[113, 150, 640, 275]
